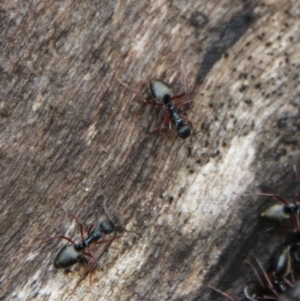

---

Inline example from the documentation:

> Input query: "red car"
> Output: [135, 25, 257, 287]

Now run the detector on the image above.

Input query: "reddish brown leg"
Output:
[118, 80, 163, 106]
[151, 113, 171, 133]
[61, 205, 86, 240]
[255, 193, 289, 206]
[293, 164, 300, 183]
[180, 114, 193, 129]
[22, 234, 76, 247]
[171, 92, 186, 101]
[207, 285, 236, 301]
[247, 258, 279, 298]
[87, 224, 94, 236]
[93, 236, 120, 245]
[176, 98, 192, 106]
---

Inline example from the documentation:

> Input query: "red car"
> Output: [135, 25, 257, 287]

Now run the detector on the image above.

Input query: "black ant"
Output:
[259, 192, 300, 232]
[246, 166, 300, 232]
[259, 168, 300, 232]
[53, 218, 116, 269]
[25, 206, 119, 270]
[208, 243, 300, 301]
[245, 244, 300, 300]
[118, 63, 193, 139]
[147, 78, 193, 139]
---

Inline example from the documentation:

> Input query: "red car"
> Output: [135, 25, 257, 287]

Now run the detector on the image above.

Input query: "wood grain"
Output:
[1, 0, 300, 300]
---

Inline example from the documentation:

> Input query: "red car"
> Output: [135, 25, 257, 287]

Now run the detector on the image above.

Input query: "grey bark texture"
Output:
[1, 0, 300, 300]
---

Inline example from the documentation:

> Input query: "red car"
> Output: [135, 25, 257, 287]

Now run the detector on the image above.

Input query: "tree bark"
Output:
[1, 0, 300, 300]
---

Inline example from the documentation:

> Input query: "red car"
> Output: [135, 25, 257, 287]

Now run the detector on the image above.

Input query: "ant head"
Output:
[177, 123, 191, 139]
[149, 78, 173, 103]
[100, 220, 115, 234]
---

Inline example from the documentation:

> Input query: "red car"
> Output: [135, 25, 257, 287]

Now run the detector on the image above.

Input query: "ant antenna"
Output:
[293, 163, 300, 184]
[173, 128, 205, 164]
[102, 197, 141, 237]
[207, 285, 235, 301]
[180, 54, 188, 95]
[103, 197, 113, 222]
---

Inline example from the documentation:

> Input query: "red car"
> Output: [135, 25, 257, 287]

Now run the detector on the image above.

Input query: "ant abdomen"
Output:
[273, 246, 292, 278]
[261, 204, 290, 221]
[149, 79, 173, 104]
[54, 245, 83, 269]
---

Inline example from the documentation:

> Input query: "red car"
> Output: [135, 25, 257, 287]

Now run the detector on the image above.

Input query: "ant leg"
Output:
[74, 237, 120, 289]
[72, 255, 98, 291]
[118, 80, 163, 106]
[282, 276, 294, 288]
[180, 54, 188, 93]
[87, 224, 94, 236]
[255, 193, 289, 206]
[22, 234, 76, 247]
[103, 198, 113, 221]
[168, 115, 172, 130]
[151, 113, 170, 133]
[293, 164, 300, 182]
[171, 92, 186, 101]
[93, 236, 120, 244]
[83, 249, 98, 264]
[61, 205, 86, 240]
[180, 114, 193, 129]
[175, 98, 192, 106]
[246, 260, 267, 291]
[170, 56, 192, 104]
[296, 207, 300, 231]
[180, 54, 194, 105]
[207, 285, 235, 301]
[289, 213, 300, 233]
[151, 126, 169, 134]
[250, 258, 279, 298]
[45, 235, 76, 245]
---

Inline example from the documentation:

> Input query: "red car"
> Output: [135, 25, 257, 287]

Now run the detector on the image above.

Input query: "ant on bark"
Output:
[118, 61, 193, 139]
[208, 243, 300, 301]
[259, 166, 300, 232]
[24, 205, 119, 270]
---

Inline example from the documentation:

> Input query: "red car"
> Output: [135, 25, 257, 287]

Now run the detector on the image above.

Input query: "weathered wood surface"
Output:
[1, 0, 300, 300]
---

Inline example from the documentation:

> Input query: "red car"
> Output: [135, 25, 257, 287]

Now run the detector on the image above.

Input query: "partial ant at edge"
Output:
[258, 165, 300, 233]
[208, 242, 300, 301]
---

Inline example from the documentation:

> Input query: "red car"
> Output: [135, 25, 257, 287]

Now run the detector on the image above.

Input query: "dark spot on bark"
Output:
[170, 240, 196, 270]
[189, 169, 195, 174]
[195, 6, 256, 85]
[239, 84, 248, 92]
[255, 83, 261, 89]
[190, 11, 208, 28]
